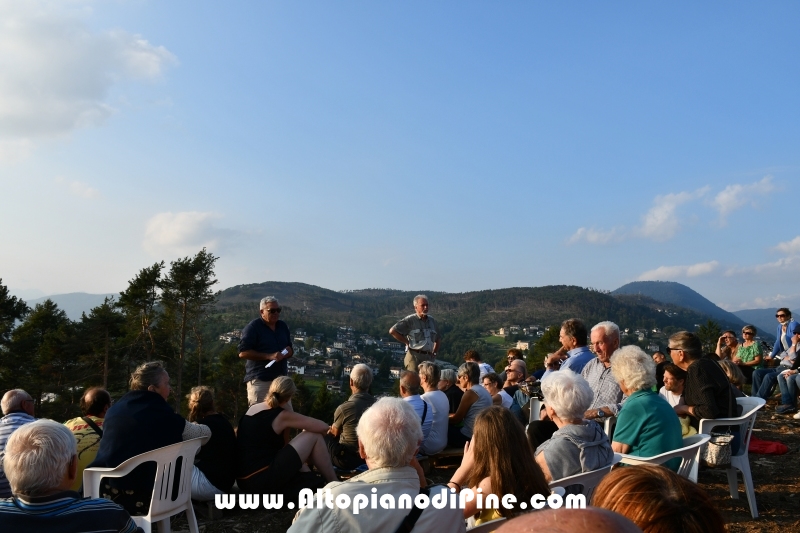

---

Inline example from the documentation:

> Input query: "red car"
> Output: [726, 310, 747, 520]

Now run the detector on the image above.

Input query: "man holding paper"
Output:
[239, 296, 294, 405]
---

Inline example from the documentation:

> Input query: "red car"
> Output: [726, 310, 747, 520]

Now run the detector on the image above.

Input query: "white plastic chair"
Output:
[618, 434, 711, 479]
[467, 517, 506, 532]
[548, 453, 622, 498]
[84, 437, 208, 533]
[688, 397, 765, 518]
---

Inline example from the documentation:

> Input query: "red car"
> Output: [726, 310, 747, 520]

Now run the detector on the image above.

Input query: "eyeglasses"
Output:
[666, 346, 679, 352]
[777, 314, 787, 318]
[266, 308, 282, 314]
[742, 331, 754, 336]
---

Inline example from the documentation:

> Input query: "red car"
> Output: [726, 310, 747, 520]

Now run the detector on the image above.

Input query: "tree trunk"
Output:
[103, 328, 109, 388]
[175, 300, 187, 412]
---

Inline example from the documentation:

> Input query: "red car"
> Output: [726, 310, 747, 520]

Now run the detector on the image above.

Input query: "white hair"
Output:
[611, 345, 656, 392]
[540, 370, 594, 420]
[4, 420, 76, 497]
[440, 369, 457, 384]
[1, 389, 32, 415]
[413, 294, 428, 305]
[350, 364, 373, 391]
[591, 321, 620, 341]
[510, 359, 527, 380]
[356, 397, 422, 468]
[259, 296, 279, 309]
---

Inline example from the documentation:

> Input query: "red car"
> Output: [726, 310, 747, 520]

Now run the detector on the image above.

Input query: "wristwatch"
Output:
[596, 409, 605, 419]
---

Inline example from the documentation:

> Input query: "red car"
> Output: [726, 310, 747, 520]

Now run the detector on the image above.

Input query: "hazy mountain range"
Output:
[13, 281, 787, 340]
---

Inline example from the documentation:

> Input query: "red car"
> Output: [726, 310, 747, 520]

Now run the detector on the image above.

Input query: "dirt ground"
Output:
[170, 408, 800, 533]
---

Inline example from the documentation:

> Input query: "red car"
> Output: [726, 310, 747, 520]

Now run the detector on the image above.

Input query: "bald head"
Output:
[1, 389, 34, 416]
[496, 507, 641, 533]
[399, 371, 421, 398]
[80, 387, 112, 417]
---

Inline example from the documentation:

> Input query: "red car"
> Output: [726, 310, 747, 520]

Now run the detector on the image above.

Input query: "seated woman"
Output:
[236, 376, 337, 503]
[447, 362, 493, 448]
[481, 372, 513, 408]
[187, 386, 237, 500]
[89, 361, 212, 515]
[534, 370, 614, 482]
[717, 359, 746, 398]
[446, 406, 551, 526]
[438, 368, 464, 414]
[610, 346, 683, 471]
[731, 325, 763, 383]
[592, 464, 725, 533]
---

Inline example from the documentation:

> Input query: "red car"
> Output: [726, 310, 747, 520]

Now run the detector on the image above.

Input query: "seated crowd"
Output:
[3, 311, 775, 533]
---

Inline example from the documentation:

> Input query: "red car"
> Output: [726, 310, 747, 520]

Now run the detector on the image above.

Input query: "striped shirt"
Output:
[0, 412, 35, 497]
[581, 358, 626, 415]
[0, 491, 142, 532]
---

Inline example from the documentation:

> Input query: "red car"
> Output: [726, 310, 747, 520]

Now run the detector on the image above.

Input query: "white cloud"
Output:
[0, 1, 176, 153]
[635, 188, 709, 241]
[773, 236, 800, 255]
[567, 226, 622, 245]
[143, 211, 241, 258]
[637, 260, 720, 281]
[55, 176, 100, 199]
[724, 256, 800, 277]
[710, 176, 775, 223]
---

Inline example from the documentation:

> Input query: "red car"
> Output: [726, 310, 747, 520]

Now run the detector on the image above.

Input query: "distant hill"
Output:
[27, 292, 117, 320]
[214, 281, 734, 343]
[732, 309, 780, 338]
[611, 281, 757, 336]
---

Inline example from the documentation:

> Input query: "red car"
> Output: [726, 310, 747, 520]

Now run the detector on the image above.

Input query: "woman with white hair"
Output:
[534, 371, 614, 482]
[610, 346, 683, 471]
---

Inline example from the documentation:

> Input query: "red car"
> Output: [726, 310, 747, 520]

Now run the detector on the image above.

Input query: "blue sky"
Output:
[2, 1, 799, 311]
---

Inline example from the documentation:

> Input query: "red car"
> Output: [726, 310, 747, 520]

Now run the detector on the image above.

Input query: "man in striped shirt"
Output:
[0, 389, 36, 498]
[0, 420, 141, 533]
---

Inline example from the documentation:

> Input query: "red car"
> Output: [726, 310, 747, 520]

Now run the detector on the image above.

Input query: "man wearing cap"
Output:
[390, 294, 440, 372]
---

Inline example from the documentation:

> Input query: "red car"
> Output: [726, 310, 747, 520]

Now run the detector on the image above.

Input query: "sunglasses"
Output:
[266, 308, 282, 314]
[777, 314, 787, 318]
[742, 331, 754, 336]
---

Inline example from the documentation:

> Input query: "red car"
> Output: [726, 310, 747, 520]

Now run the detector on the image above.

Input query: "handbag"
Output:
[700, 432, 734, 467]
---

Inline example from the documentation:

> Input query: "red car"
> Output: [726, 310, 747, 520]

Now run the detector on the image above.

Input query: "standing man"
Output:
[238, 296, 294, 406]
[63, 387, 112, 492]
[0, 389, 36, 498]
[390, 294, 440, 372]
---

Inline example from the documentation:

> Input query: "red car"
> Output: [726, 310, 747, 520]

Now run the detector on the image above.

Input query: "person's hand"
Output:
[780, 369, 792, 377]
[461, 440, 475, 472]
[674, 404, 690, 416]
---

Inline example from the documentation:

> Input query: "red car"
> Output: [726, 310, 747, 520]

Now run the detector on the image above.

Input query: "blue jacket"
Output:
[772, 320, 800, 358]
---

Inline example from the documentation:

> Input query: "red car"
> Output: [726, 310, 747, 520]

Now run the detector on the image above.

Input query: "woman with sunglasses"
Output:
[771, 309, 800, 359]
[731, 325, 763, 383]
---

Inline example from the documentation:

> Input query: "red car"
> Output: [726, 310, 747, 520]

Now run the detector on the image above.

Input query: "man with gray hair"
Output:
[390, 294, 441, 371]
[238, 296, 294, 405]
[0, 419, 142, 532]
[0, 389, 36, 498]
[326, 364, 376, 470]
[289, 398, 465, 533]
[582, 321, 625, 422]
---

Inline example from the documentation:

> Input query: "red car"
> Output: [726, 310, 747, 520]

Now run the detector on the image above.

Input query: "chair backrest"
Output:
[84, 437, 207, 522]
[698, 397, 765, 456]
[618, 434, 711, 478]
[548, 453, 622, 498]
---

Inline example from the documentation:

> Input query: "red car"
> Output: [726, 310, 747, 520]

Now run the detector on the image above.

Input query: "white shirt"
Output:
[659, 386, 685, 407]
[420, 390, 449, 455]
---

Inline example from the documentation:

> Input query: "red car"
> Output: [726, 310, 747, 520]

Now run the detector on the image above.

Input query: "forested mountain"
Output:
[611, 281, 752, 333]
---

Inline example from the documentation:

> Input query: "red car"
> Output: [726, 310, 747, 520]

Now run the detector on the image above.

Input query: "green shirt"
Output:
[737, 342, 763, 368]
[613, 389, 684, 471]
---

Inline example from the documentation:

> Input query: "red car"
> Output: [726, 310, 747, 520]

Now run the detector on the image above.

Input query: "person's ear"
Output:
[67, 455, 78, 482]
[358, 440, 366, 459]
